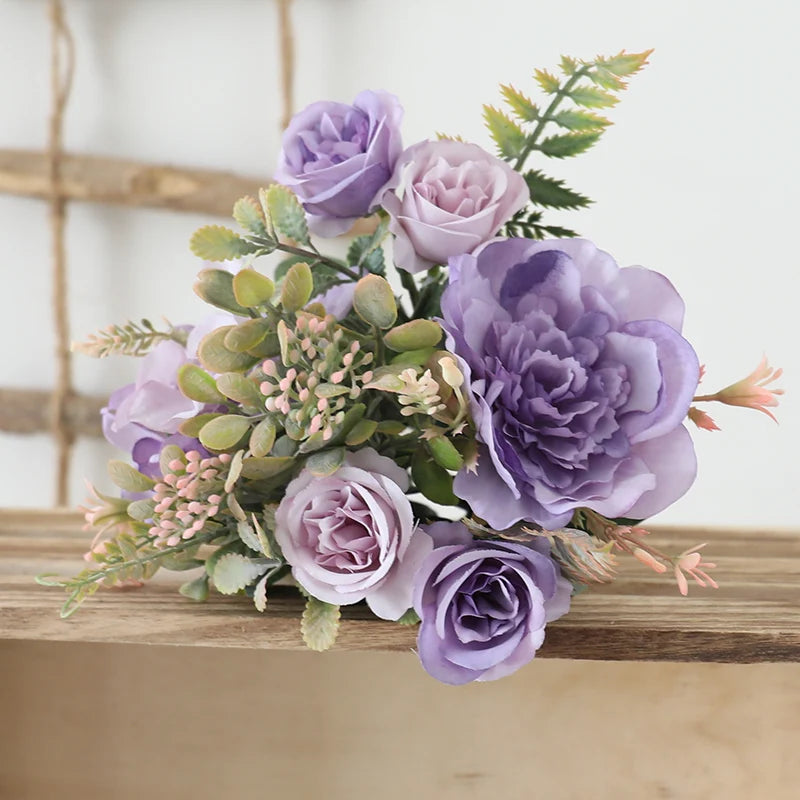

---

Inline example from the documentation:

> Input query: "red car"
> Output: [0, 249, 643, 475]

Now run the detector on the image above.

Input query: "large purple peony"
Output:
[440, 238, 700, 530]
[275, 90, 403, 237]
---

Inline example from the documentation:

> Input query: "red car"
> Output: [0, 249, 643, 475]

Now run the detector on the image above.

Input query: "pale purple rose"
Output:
[275, 90, 403, 237]
[412, 521, 571, 685]
[274, 448, 433, 620]
[102, 338, 211, 476]
[440, 238, 700, 530]
[382, 140, 528, 274]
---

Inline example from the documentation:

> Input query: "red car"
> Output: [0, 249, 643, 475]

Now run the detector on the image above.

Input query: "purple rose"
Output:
[441, 238, 700, 529]
[382, 140, 528, 273]
[274, 448, 433, 620]
[275, 90, 403, 237]
[412, 522, 571, 684]
[102, 338, 213, 477]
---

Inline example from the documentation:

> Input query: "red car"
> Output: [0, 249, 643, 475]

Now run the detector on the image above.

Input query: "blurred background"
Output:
[1, 0, 797, 526]
[2, 3, 800, 800]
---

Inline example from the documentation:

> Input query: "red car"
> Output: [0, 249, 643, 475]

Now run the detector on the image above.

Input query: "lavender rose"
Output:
[441, 238, 700, 530]
[413, 522, 571, 684]
[382, 140, 528, 274]
[274, 448, 433, 620]
[275, 90, 403, 237]
[102, 340, 207, 477]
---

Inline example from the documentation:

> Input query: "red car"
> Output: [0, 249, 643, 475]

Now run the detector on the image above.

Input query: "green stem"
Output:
[513, 65, 592, 171]
[399, 269, 420, 307]
[254, 238, 359, 281]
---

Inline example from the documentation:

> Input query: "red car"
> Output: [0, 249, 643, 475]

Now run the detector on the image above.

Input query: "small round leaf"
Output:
[353, 275, 397, 329]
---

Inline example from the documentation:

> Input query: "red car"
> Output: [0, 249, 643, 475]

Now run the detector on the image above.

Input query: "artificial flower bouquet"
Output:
[41, 51, 783, 684]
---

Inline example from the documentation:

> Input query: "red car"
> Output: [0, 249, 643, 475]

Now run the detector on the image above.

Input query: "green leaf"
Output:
[566, 85, 619, 108]
[194, 269, 251, 315]
[538, 131, 602, 159]
[483, 105, 527, 160]
[197, 326, 259, 373]
[534, 68, 560, 93]
[301, 595, 341, 652]
[411, 449, 458, 506]
[353, 274, 397, 329]
[427, 436, 464, 471]
[499, 84, 539, 122]
[215, 372, 264, 408]
[344, 419, 378, 446]
[537, 224, 580, 238]
[280, 261, 314, 312]
[127, 498, 156, 522]
[179, 412, 223, 438]
[236, 519, 265, 553]
[232, 197, 268, 236]
[232, 268, 274, 307]
[266, 184, 310, 245]
[198, 414, 251, 451]
[384, 319, 443, 352]
[524, 170, 592, 210]
[397, 608, 420, 625]
[107, 461, 155, 493]
[225, 449, 245, 494]
[390, 347, 436, 367]
[550, 109, 611, 131]
[245, 332, 281, 359]
[597, 49, 653, 78]
[177, 363, 226, 404]
[240, 456, 294, 480]
[347, 218, 389, 275]
[305, 448, 344, 477]
[250, 417, 277, 457]
[190, 225, 259, 262]
[179, 574, 209, 602]
[223, 318, 272, 353]
[588, 66, 625, 91]
[212, 553, 270, 594]
[560, 55, 579, 75]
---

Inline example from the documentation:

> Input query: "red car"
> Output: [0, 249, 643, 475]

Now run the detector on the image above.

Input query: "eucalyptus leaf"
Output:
[305, 448, 344, 477]
[198, 414, 251, 451]
[384, 319, 442, 352]
[353, 275, 397, 329]
[280, 262, 314, 312]
[223, 318, 272, 353]
[232, 268, 275, 307]
[250, 417, 277, 457]
[107, 460, 155, 493]
[240, 456, 294, 480]
[216, 372, 264, 408]
[177, 363, 226, 404]
[193, 268, 251, 315]
[197, 326, 259, 373]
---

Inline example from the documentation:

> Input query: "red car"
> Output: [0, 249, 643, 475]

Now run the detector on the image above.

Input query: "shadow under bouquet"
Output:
[45, 50, 782, 684]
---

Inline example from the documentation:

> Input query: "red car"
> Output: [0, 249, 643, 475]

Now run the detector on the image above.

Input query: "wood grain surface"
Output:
[2, 509, 799, 662]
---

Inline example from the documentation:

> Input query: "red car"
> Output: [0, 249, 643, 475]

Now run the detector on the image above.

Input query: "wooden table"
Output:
[2, 509, 800, 800]
[2, 508, 799, 662]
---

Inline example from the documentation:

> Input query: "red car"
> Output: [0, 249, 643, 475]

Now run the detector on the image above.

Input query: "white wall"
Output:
[1, 0, 797, 530]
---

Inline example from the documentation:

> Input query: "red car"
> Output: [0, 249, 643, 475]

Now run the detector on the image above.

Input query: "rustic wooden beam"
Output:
[0, 388, 103, 437]
[0, 148, 377, 235]
[0, 148, 270, 217]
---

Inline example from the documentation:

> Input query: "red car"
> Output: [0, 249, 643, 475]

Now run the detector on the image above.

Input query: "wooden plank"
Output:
[0, 388, 103, 437]
[0, 148, 269, 217]
[1, 509, 799, 661]
[0, 148, 377, 235]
